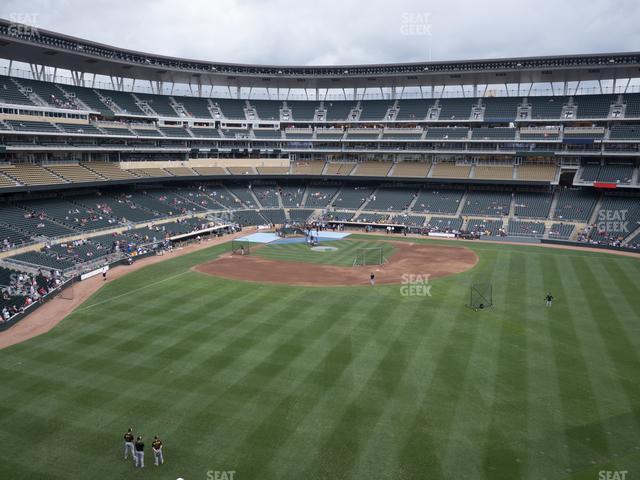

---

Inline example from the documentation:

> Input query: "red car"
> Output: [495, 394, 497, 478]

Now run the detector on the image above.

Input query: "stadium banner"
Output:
[81, 266, 109, 281]
[593, 182, 618, 189]
[428, 232, 456, 238]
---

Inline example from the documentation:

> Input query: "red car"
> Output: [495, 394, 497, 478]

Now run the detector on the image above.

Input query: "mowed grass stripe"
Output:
[569, 257, 640, 460]
[525, 253, 571, 479]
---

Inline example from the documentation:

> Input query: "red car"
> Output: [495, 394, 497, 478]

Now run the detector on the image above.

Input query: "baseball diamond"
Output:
[0, 3, 639, 480]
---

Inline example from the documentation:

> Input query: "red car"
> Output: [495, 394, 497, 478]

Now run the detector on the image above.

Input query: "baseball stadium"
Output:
[0, 3, 639, 479]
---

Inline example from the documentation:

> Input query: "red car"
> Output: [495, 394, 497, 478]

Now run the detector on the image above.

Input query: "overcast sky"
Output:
[1, 0, 639, 66]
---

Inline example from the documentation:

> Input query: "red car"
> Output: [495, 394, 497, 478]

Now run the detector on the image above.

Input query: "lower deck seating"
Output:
[280, 186, 305, 208]
[328, 211, 355, 222]
[0, 205, 76, 238]
[426, 217, 463, 232]
[553, 188, 597, 221]
[508, 220, 546, 237]
[389, 215, 425, 227]
[466, 218, 504, 235]
[259, 209, 287, 224]
[288, 209, 314, 223]
[513, 192, 553, 219]
[364, 188, 416, 212]
[548, 223, 575, 239]
[233, 210, 268, 226]
[305, 187, 338, 207]
[462, 191, 512, 216]
[332, 186, 374, 209]
[413, 189, 463, 214]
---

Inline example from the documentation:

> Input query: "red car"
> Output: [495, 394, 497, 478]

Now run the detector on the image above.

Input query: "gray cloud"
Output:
[1, 0, 639, 66]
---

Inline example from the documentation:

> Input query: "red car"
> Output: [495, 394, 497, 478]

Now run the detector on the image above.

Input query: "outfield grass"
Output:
[254, 239, 396, 266]
[0, 235, 639, 479]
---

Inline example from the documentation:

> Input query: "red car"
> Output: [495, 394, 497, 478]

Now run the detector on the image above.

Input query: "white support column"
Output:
[598, 80, 603, 95]
[550, 82, 555, 96]
[473, 84, 478, 97]
[623, 78, 631, 94]
[575, 80, 581, 96]
[353, 87, 356, 100]
[7, 60, 12, 76]
[612, 78, 617, 95]
[91, 73, 96, 88]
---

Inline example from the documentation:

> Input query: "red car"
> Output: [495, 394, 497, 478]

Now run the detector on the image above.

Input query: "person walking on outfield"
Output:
[545, 293, 554, 307]
[370, 272, 375, 286]
[123, 428, 135, 460]
[152, 436, 164, 466]
[134, 436, 145, 468]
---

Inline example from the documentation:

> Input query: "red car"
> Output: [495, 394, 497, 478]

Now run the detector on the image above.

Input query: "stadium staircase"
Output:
[622, 225, 640, 245]
[455, 191, 468, 217]
[248, 187, 263, 208]
[13, 78, 46, 106]
[548, 191, 560, 219]
[508, 193, 516, 218]
[131, 94, 158, 117]
[587, 195, 604, 226]
[300, 186, 310, 207]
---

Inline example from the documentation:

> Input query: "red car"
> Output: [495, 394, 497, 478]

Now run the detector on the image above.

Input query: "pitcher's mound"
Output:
[194, 242, 478, 287]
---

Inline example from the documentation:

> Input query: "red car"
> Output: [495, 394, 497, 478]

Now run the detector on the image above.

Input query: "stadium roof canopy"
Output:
[2, 18, 640, 90]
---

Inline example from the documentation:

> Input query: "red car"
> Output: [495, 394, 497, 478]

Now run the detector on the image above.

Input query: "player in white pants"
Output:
[152, 436, 164, 466]
[123, 428, 135, 459]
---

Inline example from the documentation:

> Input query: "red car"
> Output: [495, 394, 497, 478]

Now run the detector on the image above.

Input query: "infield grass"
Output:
[254, 239, 396, 266]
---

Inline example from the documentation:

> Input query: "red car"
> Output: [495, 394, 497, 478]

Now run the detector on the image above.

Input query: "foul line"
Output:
[73, 270, 192, 313]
